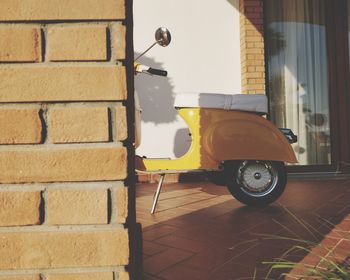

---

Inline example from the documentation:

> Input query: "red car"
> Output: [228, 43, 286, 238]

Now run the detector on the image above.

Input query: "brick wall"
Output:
[0, 1, 135, 279]
[240, 0, 266, 94]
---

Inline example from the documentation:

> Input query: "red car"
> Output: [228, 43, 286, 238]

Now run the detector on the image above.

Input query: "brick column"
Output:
[240, 0, 266, 94]
[0, 1, 135, 279]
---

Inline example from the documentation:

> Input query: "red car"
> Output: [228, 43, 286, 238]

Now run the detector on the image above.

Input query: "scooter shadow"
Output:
[135, 54, 177, 124]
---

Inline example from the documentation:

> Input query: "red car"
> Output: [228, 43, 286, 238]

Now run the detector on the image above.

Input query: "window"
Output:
[265, 0, 331, 166]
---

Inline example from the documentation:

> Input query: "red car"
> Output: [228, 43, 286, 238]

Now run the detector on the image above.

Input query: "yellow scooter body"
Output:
[135, 108, 297, 173]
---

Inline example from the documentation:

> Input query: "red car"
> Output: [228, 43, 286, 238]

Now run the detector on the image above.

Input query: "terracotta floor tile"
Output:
[175, 227, 244, 246]
[142, 223, 169, 233]
[158, 264, 209, 280]
[243, 219, 286, 239]
[337, 239, 350, 250]
[143, 225, 180, 241]
[233, 243, 297, 270]
[331, 239, 350, 262]
[185, 241, 259, 273]
[143, 248, 194, 275]
[181, 206, 237, 220]
[333, 218, 350, 232]
[143, 272, 165, 280]
[209, 261, 268, 280]
[154, 234, 209, 253]
[323, 230, 350, 241]
[143, 240, 169, 256]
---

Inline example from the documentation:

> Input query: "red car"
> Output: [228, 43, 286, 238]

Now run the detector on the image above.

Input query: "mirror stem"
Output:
[134, 41, 158, 62]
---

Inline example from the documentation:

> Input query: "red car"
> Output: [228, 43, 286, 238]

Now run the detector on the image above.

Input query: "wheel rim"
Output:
[236, 161, 278, 198]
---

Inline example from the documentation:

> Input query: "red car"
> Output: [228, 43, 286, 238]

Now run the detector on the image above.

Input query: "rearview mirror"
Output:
[155, 27, 171, 47]
[134, 27, 171, 62]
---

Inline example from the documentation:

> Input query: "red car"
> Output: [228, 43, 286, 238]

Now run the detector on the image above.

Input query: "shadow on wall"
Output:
[134, 54, 177, 124]
[173, 128, 192, 158]
[226, 0, 239, 10]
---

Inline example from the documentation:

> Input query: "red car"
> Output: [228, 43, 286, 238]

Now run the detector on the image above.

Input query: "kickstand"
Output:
[151, 174, 165, 214]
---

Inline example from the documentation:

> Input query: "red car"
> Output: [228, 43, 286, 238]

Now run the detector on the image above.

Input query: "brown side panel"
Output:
[202, 110, 298, 163]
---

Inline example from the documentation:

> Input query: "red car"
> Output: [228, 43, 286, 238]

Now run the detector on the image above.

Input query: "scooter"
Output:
[135, 27, 298, 214]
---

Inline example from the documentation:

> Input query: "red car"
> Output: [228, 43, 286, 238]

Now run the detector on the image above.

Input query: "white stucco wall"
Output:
[134, 0, 242, 158]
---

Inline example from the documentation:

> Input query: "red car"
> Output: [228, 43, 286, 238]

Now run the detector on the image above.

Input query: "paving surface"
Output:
[136, 177, 350, 280]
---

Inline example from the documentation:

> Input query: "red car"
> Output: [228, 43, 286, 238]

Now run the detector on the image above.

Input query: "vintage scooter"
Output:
[135, 27, 298, 214]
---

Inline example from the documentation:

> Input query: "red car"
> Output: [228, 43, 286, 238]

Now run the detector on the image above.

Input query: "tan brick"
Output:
[0, 146, 127, 183]
[254, 42, 264, 48]
[0, 109, 42, 144]
[245, 24, 260, 31]
[247, 66, 255, 72]
[47, 188, 108, 225]
[47, 272, 113, 280]
[245, 48, 263, 54]
[253, 54, 265, 60]
[48, 26, 107, 61]
[0, 27, 41, 62]
[255, 66, 265, 72]
[0, 0, 125, 21]
[117, 271, 130, 280]
[0, 275, 40, 280]
[115, 106, 128, 141]
[50, 107, 109, 143]
[0, 229, 129, 269]
[111, 23, 126, 60]
[255, 78, 265, 84]
[246, 84, 265, 90]
[0, 66, 126, 103]
[246, 29, 261, 37]
[246, 60, 264, 66]
[114, 187, 128, 224]
[0, 191, 41, 226]
[245, 72, 262, 78]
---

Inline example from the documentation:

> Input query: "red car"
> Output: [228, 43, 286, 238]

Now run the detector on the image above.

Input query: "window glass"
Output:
[265, 0, 331, 165]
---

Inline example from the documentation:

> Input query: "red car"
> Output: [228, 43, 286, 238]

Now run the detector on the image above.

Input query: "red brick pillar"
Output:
[240, 0, 266, 94]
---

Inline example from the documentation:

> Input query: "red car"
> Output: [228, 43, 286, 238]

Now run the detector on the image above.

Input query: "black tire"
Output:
[225, 160, 287, 207]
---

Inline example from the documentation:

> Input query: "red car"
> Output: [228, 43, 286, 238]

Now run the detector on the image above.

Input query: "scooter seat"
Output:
[174, 93, 268, 114]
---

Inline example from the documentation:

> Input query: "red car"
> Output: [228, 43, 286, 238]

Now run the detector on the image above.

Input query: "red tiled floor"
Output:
[143, 225, 180, 241]
[143, 240, 168, 256]
[158, 263, 209, 280]
[154, 234, 209, 253]
[137, 178, 350, 280]
[143, 248, 193, 275]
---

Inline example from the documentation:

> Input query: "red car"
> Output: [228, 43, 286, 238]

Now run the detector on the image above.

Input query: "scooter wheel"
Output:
[225, 160, 287, 207]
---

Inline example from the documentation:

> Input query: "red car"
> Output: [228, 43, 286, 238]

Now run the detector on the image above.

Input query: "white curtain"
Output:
[266, 0, 331, 165]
